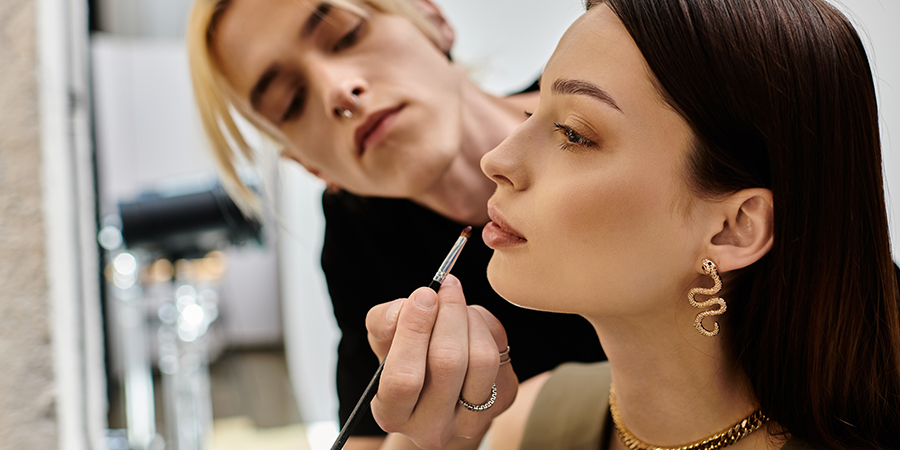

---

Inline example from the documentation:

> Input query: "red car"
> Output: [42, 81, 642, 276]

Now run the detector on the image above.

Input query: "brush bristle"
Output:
[460, 226, 473, 239]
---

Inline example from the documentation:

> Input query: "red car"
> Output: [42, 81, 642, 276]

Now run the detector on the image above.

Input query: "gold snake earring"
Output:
[687, 259, 727, 337]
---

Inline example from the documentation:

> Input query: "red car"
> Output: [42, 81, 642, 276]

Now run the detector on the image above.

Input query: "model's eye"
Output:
[553, 123, 597, 151]
[333, 21, 365, 51]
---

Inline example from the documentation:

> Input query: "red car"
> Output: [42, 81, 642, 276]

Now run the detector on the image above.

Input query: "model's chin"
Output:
[486, 255, 546, 312]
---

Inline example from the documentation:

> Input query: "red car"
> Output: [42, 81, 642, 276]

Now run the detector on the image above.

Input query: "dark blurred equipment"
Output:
[102, 182, 263, 450]
[118, 185, 261, 259]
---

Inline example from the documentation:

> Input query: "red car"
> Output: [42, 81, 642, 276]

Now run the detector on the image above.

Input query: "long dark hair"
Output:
[587, 0, 900, 447]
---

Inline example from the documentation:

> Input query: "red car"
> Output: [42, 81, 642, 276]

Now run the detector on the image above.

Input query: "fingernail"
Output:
[442, 274, 459, 286]
[385, 300, 403, 325]
[413, 288, 437, 310]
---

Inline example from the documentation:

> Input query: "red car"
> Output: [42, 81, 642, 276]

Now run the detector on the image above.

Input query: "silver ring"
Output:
[499, 346, 511, 365]
[459, 384, 497, 412]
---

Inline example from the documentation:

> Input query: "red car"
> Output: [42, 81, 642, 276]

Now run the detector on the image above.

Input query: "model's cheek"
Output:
[542, 169, 654, 250]
[530, 167, 677, 306]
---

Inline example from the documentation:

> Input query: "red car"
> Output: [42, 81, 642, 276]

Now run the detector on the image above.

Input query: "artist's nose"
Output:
[481, 123, 532, 192]
[311, 62, 367, 120]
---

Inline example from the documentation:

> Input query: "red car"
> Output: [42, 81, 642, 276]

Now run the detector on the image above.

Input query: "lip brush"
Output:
[330, 226, 473, 450]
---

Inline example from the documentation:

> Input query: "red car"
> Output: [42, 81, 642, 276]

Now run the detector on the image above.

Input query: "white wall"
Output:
[831, 0, 900, 257]
[437, 0, 584, 95]
[35, 0, 106, 447]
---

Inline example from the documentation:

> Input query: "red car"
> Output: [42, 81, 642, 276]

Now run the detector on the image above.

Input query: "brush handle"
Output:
[331, 282, 443, 449]
[330, 356, 387, 450]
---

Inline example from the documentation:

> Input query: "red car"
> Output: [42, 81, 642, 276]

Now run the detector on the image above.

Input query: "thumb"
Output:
[366, 298, 405, 361]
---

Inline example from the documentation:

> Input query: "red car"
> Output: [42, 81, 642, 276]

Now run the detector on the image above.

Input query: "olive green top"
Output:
[520, 362, 816, 450]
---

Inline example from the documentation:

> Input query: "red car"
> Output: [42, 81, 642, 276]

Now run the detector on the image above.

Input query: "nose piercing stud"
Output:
[337, 93, 360, 119]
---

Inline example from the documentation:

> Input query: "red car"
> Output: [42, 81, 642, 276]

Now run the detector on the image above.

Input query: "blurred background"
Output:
[0, 0, 897, 449]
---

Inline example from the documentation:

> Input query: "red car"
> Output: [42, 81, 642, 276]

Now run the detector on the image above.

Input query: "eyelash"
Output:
[282, 19, 365, 122]
[553, 123, 596, 151]
[282, 88, 306, 122]
[333, 21, 365, 52]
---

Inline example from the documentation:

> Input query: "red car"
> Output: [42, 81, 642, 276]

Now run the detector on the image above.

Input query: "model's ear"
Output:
[704, 188, 774, 273]
[413, 0, 455, 53]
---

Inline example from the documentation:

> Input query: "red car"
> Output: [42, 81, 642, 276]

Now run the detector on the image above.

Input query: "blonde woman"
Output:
[186, 0, 604, 447]
[365, 0, 900, 449]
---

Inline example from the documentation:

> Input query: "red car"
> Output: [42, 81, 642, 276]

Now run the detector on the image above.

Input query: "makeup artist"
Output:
[185, 0, 603, 448]
[365, 0, 900, 449]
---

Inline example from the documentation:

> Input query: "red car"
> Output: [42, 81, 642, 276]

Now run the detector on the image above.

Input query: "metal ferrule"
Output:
[432, 236, 468, 283]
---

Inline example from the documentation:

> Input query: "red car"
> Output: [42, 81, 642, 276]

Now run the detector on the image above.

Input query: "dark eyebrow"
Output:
[552, 78, 622, 112]
[250, 66, 278, 110]
[302, 3, 333, 38]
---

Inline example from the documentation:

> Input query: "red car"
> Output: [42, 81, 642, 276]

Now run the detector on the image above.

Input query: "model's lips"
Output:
[483, 206, 527, 249]
[354, 104, 404, 156]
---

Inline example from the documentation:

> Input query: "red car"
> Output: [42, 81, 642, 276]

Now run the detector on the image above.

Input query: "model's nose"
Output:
[481, 124, 532, 192]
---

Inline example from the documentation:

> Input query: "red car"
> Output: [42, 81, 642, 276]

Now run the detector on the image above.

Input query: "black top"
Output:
[322, 190, 606, 436]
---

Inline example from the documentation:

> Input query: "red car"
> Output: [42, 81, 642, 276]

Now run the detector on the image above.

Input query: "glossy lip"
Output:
[487, 205, 527, 241]
[354, 104, 405, 156]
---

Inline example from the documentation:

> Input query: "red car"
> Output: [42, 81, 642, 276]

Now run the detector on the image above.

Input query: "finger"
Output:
[459, 307, 501, 412]
[469, 304, 509, 352]
[470, 304, 516, 389]
[366, 298, 405, 361]
[414, 275, 471, 420]
[371, 287, 439, 429]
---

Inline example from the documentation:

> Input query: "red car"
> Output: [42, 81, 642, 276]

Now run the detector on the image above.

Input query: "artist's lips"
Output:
[354, 105, 404, 156]
[483, 206, 527, 249]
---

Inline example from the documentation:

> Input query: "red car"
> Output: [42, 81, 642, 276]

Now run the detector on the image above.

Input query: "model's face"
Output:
[214, 0, 462, 197]
[480, 5, 707, 318]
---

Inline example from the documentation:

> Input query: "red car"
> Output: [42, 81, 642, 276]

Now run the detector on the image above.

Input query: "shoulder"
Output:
[323, 190, 418, 220]
[321, 191, 444, 253]
[322, 191, 454, 237]
[488, 362, 611, 450]
[488, 371, 552, 450]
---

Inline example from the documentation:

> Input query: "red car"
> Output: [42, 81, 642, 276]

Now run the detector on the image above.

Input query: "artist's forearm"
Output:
[343, 435, 386, 450]
[380, 432, 486, 450]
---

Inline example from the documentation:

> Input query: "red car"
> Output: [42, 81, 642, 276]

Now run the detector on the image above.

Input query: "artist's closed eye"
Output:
[333, 20, 366, 52]
[282, 88, 307, 122]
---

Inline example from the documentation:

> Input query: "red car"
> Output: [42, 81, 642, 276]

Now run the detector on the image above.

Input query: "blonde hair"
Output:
[186, 0, 442, 218]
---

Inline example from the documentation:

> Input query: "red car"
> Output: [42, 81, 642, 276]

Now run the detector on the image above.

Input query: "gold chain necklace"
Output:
[609, 385, 769, 450]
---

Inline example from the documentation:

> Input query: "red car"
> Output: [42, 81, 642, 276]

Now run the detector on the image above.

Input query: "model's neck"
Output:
[411, 77, 538, 225]
[587, 290, 777, 450]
